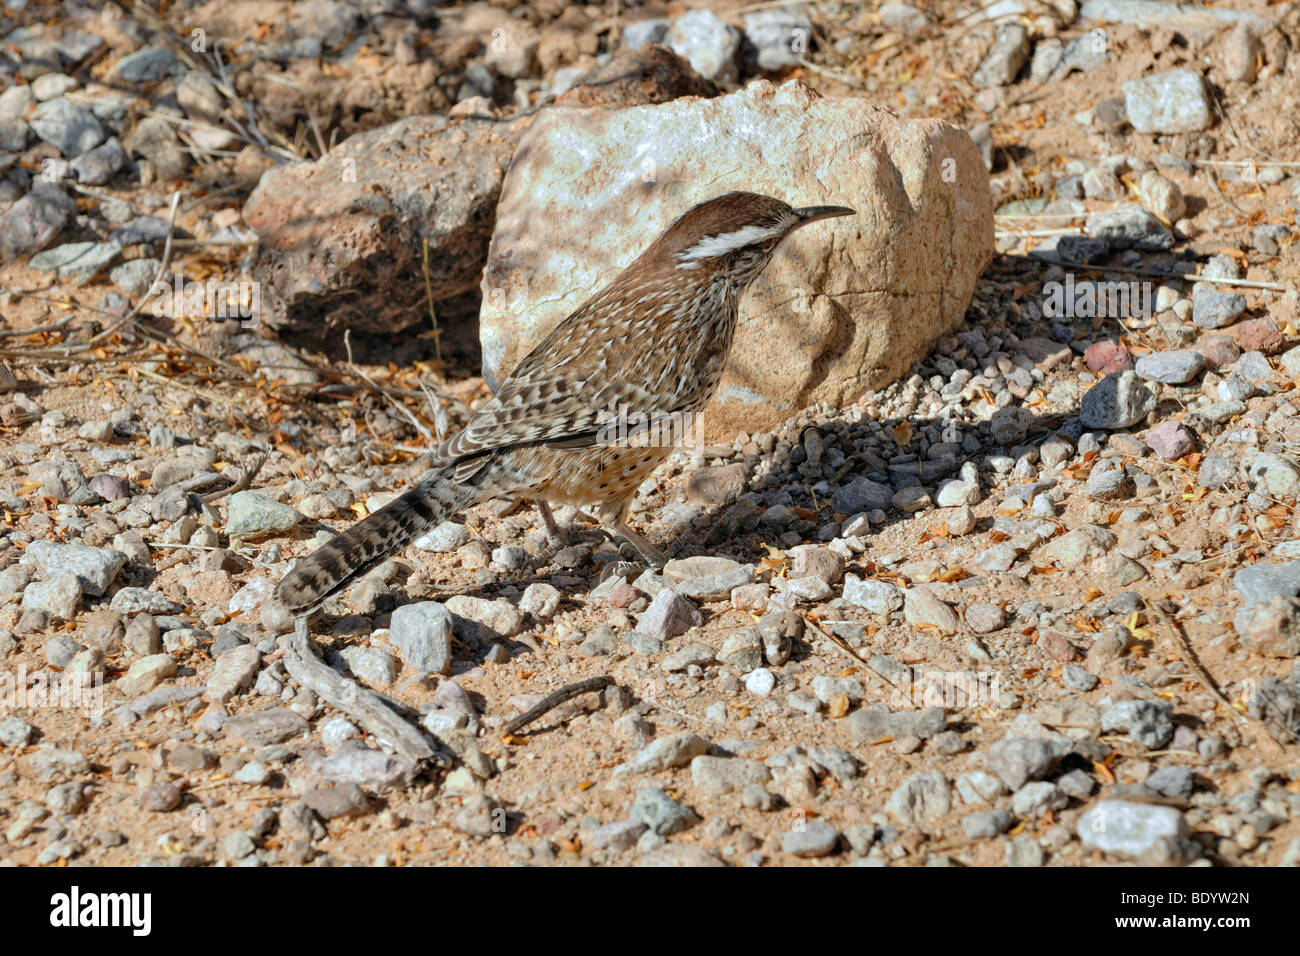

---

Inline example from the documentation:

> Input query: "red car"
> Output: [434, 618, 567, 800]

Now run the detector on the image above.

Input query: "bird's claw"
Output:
[599, 559, 644, 583]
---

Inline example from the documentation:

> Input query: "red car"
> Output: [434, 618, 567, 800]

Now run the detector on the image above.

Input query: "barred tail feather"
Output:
[272, 463, 478, 618]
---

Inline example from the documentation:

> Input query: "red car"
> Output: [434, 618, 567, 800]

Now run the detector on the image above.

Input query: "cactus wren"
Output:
[273, 192, 854, 621]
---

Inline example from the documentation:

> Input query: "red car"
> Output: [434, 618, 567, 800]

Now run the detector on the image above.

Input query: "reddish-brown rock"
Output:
[1037, 631, 1078, 662]
[1192, 333, 1241, 369]
[1084, 339, 1133, 375]
[1235, 317, 1286, 355]
[244, 113, 523, 336]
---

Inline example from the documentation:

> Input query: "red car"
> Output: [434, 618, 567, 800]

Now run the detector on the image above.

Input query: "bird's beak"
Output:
[793, 205, 856, 227]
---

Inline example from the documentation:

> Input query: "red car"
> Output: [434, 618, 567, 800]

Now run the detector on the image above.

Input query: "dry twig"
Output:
[201, 449, 269, 503]
[283, 619, 439, 763]
[1146, 600, 1250, 731]
[502, 676, 614, 736]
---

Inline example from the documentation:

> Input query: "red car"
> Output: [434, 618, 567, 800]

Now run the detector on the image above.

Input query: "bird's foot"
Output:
[609, 521, 666, 571]
[599, 559, 645, 583]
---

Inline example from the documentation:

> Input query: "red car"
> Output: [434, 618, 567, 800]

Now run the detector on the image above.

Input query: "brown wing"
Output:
[437, 277, 694, 480]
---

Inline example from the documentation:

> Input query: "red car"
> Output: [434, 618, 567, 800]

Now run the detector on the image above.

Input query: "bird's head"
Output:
[646, 191, 855, 287]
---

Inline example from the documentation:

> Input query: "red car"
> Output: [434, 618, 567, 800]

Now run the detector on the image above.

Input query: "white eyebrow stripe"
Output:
[678, 224, 780, 262]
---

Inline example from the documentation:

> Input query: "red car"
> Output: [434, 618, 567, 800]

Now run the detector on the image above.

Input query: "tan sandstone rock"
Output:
[478, 79, 992, 441]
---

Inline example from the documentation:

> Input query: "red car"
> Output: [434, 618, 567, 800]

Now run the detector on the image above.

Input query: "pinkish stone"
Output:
[1192, 334, 1240, 369]
[1145, 419, 1197, 460]
[1037, 631, 1078, 662]
[607, 582, 641, 608]
[1084, 339, 1133, 375]
[88, 473, 132, 501]
[1235, 317, 1286, 355]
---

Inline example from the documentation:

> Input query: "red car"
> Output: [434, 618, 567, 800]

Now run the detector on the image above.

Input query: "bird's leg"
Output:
[594, 497, 666, 574]
[533, 498, 567, 549]
[610, 520, 666, 568]
[536, 499, 610, 554]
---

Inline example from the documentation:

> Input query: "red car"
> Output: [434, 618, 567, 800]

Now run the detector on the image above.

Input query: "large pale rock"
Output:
[479, 80, 992, 440]
[244, 45, 715, 336]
